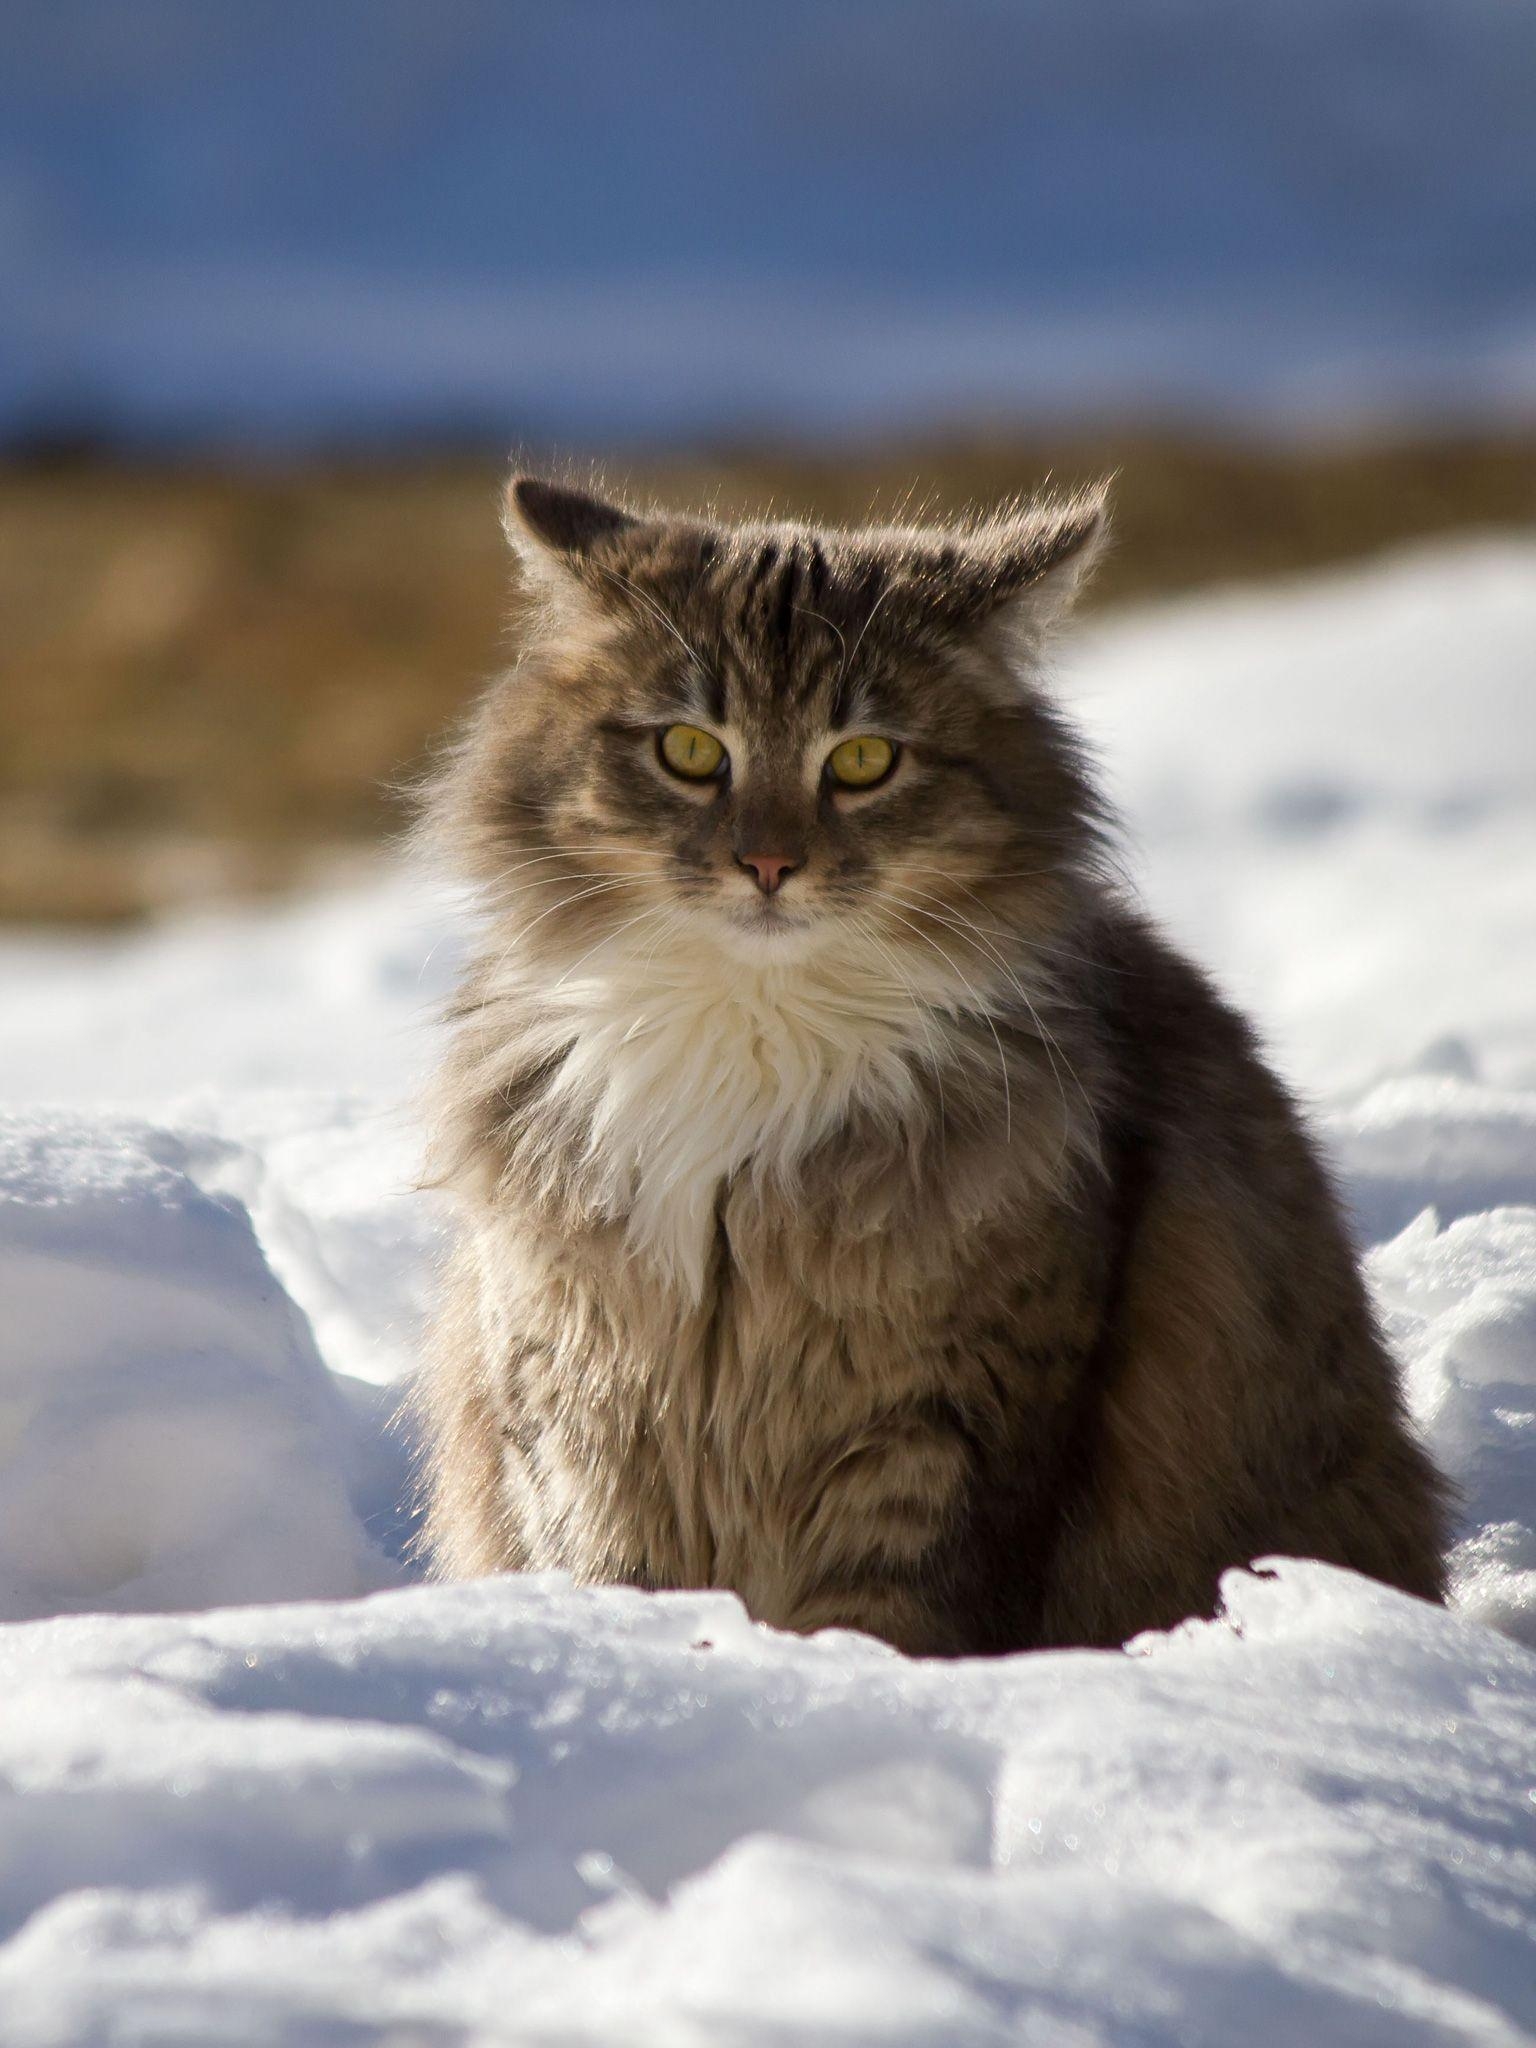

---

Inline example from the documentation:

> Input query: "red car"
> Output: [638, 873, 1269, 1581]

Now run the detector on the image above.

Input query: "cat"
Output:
[413, 472, 1449, 1655]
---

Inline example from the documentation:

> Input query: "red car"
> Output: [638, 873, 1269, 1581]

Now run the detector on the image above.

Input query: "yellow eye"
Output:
[827, 734, 896, 788]
[659, 724, 726, 780]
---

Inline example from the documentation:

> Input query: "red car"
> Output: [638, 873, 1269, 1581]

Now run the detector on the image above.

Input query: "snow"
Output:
[2, 1568, 1533, 2045]
[0, 1115, 399, 1625]
[2, 537, 1534, 2041]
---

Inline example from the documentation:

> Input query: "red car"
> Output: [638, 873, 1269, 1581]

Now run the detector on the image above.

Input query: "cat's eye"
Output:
[827, 734, 897, 789]
[658, 724, 726, 781]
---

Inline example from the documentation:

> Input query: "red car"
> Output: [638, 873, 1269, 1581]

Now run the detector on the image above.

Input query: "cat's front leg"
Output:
[774, 1562, 970, 1657]
[754, 1396, 982, 1656]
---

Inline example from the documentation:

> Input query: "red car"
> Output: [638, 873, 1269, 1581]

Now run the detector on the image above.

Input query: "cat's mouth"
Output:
[715, 891, 828, 963]
[728, 896, 809, 934]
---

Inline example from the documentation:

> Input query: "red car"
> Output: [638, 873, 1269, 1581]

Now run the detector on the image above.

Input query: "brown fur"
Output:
[413, 474, 1449, 1655]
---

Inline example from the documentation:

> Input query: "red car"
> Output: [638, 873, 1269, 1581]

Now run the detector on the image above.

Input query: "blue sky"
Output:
[4, 0, 1535, 447]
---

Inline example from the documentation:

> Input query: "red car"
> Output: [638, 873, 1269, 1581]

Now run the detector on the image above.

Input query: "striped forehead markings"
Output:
[771, 548, 802, 662]
[673, 535, 902, 724]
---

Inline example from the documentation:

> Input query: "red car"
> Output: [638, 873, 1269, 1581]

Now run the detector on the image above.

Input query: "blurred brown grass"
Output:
[4, 433, 1534, 923]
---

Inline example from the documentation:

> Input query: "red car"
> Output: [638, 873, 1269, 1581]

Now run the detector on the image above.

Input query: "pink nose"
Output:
[737, 852, 799, 896]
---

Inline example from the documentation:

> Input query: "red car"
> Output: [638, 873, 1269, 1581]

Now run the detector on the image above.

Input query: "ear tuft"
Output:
[983, 484, 1110, 639]
[1013, 485, 1108, 591]
[1030, 490, 1108, 581]
[504, 476, 637, 561]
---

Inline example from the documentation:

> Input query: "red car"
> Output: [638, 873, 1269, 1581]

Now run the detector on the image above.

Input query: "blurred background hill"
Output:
[4, 0, 1535, 920]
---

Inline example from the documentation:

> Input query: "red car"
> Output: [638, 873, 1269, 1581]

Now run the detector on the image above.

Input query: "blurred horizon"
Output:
[5, 0, 1535, 928]
[5, 0, 1536, 455]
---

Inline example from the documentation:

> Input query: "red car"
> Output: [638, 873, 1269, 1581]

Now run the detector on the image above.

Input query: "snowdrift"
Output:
[0, 1115, 395, 1623]
[3, 1566, 1533, 2045]
[2, 539, 1534, 2042]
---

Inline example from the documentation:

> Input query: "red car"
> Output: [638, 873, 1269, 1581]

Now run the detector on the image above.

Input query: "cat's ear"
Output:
[953, 486, 1110, 649]
[503, 476, 638, 577]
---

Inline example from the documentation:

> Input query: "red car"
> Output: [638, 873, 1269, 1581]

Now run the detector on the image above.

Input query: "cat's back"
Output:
[1038, 904, 1451, 1645]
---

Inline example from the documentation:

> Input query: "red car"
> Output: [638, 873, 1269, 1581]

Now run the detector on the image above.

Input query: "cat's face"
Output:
[444, 478, 1107, 981]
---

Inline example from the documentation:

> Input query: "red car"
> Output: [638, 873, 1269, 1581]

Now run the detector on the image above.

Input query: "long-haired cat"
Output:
[414, 474, 1448, 1655]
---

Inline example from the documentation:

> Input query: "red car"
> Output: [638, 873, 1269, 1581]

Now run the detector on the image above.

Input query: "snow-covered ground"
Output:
[2, 538, 1534, 2043]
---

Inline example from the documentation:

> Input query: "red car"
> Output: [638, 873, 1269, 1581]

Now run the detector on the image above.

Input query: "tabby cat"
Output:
[415, 474, 1448, 1654]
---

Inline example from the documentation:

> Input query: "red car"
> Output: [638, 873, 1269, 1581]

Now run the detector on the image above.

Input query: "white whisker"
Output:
[846, 910, 950, 1153]
[870, 900, 1012, 1148]
[875, 887, 1099, 1161]
[841, 578, 897, 684]
[595, 562, 709, 676]
[549, 902, 676, 993]
[476, 877, 641, 998]
[793, 602, 848, 672]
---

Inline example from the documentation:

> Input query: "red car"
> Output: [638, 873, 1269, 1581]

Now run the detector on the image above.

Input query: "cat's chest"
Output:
[546, 1173, 958, 1459]
[580, 1198, 946, 1570]
[510, 947, 964, 1296]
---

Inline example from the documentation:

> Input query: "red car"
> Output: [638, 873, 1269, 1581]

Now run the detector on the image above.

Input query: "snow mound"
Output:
[1372, 1205, 1536, 1646]
[0, 1114, 397, 1623]
[1, 1563, 1532, 2045]
[1064, 538, 1536, 1094]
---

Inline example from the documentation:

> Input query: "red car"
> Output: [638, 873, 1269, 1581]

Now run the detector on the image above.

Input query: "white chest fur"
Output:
[476, 930, 975, 1297]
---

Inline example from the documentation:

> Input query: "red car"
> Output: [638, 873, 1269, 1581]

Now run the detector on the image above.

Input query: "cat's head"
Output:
[435, 474, 1109, 984]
